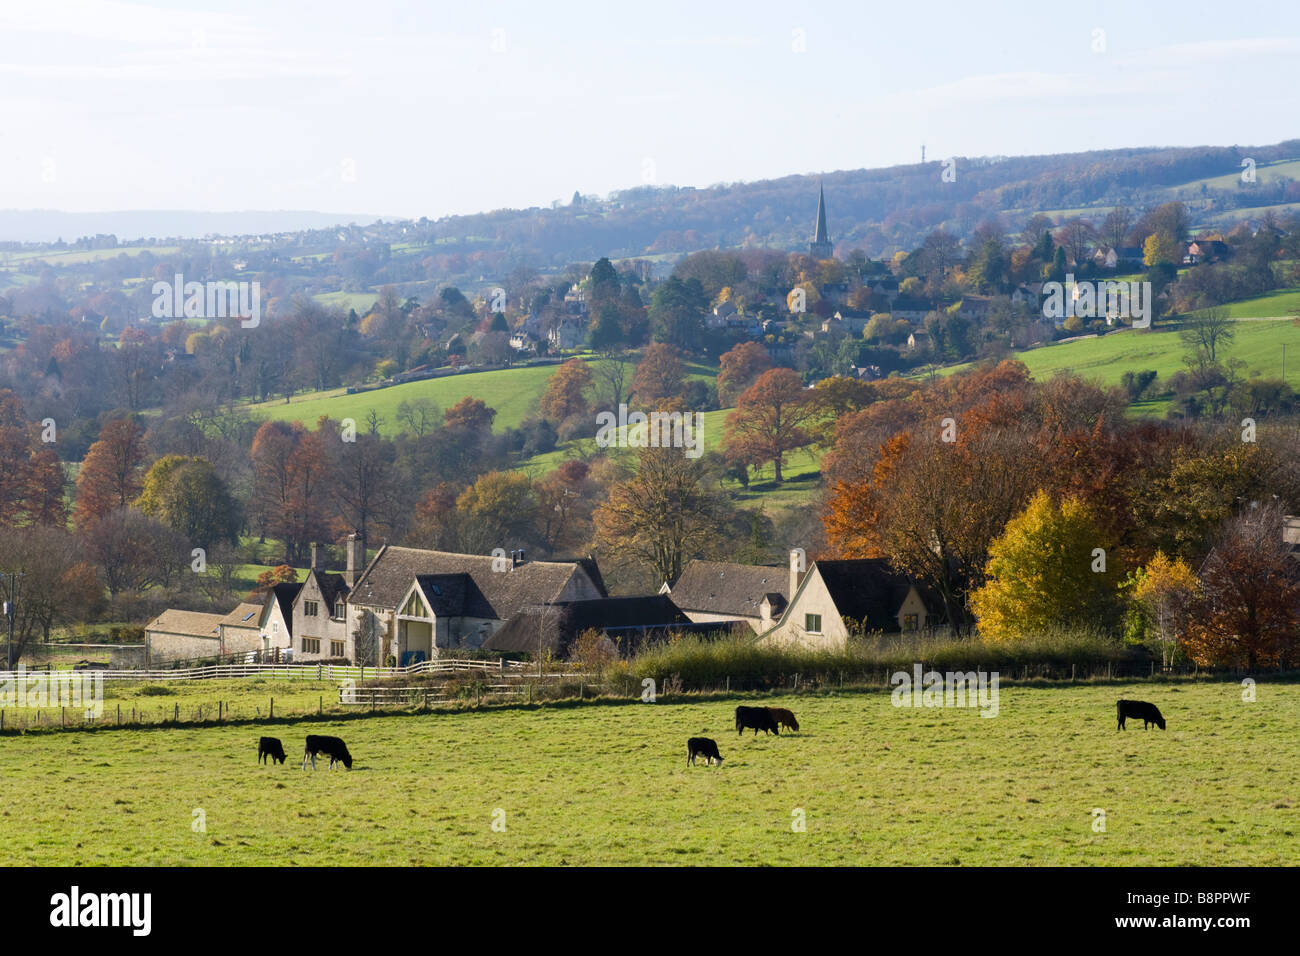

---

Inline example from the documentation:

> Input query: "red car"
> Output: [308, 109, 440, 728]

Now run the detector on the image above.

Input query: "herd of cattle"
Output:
[255, 698, 1167, 773]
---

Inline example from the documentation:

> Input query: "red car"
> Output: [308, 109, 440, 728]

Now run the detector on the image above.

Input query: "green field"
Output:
[0, 245, 181, 266]
[247, 362, 579, 436]
[956, 318, 1300, 418]
[1, 679, 1295, 865]
[311, 291, 379, 314]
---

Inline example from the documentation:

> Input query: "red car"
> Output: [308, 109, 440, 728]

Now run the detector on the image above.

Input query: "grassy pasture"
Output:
[1, 679, 1296, 865]
[246, 362, 577, 436]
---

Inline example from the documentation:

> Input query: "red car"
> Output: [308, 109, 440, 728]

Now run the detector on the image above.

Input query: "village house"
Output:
[757, 557, 942, 652]
[257, 580, 302, 660]
[345, 545, 607, 665]
[144, 602, 263, 663]
[889, 296, 934, 324]
[291, 547, 353, 661]
[548, 318, 585, 351]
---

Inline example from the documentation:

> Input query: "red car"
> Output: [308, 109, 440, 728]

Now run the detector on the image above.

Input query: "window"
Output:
[903, 613, 919, 632]
[330, 640, 345, 658]
[333, 600, 345, 620]
[805, 614, 822, 634]
[301, 637, 320, 654]
[304, 600, 319, 617]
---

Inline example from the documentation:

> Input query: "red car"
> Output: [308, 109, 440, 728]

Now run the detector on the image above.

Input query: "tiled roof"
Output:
[350, 546, 602, 620]
[145, 609, 224, 639]
[668, 560, 790, 618]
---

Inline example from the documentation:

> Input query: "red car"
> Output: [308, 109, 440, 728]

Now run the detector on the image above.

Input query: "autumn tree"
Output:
[222, 419, 322, 561]
[0, 389, 66, 528]
[723, 368, 816, 483]
[631, 343, 687, 409]
[248, 564, 299, 602]
[970, 491, 1118, 640]
[137, 454, 241, 548]
[716, 341, 774, 406]
[594, 446, 734, 587]
[444, 396, 497, 434]
[0, 527, 103, 657]
[81, 506, 188, 595]
[1130, 551, 1198, 668]
[74, 417, 147, 528]
[1181, 503, 1300, 669]
[454, 471, 540, 555]
[540, 358, 593, 423]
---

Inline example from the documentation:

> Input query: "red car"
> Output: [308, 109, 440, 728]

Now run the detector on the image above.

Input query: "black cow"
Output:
[735, 705, 780, 736]
[687, 737, 724, 767]
[1117, 699, 1166, 731]
[258, 736, 287, 764]
[303, 734, 353, 770]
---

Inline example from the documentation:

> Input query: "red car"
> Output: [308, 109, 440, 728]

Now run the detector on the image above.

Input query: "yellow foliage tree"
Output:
[970, 490, 1117, 641]
[1131, 551, 1198, 668]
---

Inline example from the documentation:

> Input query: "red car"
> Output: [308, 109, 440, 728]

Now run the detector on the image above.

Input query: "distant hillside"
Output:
[396, 139, 1300, 267]
[0, 209, 383, 243]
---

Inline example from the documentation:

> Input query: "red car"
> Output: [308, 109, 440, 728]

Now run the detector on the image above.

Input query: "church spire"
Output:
[810, 181, 833, 259]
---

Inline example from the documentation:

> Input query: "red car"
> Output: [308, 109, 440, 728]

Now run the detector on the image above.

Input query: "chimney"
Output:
[789, 548, 806, 597]
[310, 543, 318, 570]
[345, 533, 365, 587]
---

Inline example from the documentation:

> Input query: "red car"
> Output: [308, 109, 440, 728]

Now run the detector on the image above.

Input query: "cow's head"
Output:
[1155, 715, 1166, 730]
[341, 752, 354, 769]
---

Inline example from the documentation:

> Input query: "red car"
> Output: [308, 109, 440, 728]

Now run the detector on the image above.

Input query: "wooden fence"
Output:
[0, 657, 524, 684]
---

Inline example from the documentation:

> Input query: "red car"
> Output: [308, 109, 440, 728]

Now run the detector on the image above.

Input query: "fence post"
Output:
[117, 704, 121, 725]
[270, 697, 274, 719]
[173, 703, 179, 722]
[319, 695, 323, 715]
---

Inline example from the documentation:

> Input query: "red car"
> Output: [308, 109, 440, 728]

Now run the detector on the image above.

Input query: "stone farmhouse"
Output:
[757, 558, 941, 651]
[144, 602, 263, 663]
[344, 544, 607, 665]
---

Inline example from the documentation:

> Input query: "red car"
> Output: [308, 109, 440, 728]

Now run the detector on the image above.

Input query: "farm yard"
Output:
[2, 679, 1297, 866]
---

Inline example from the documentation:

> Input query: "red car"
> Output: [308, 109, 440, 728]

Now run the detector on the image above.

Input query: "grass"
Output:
[945, 318, 1300, 418]
[0, 245, 181, 266]
[245, 362, 581, 436]
[311, 291, 378, 314]
[1, 679, 1296, 865]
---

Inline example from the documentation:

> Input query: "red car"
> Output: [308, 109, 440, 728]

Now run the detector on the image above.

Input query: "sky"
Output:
[1, 0, 1298, 221]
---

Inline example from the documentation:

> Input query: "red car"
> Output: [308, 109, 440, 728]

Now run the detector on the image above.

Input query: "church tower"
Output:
[809, 182, 833, 260]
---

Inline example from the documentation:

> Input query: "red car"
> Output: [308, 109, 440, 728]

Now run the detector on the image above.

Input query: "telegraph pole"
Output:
[2, 572, 21, 671]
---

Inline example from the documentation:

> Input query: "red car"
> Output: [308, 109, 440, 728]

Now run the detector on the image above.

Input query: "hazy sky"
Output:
[2, 0, 1297, 219]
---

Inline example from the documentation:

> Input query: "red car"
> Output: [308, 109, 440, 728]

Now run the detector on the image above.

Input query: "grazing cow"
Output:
[735, 705, 780, 736]
[1117, 699, 1166, 731]
[302, 734, 353, 770]
[687, 737, 724, 767]
[258, 736, 287, 765]
[767, 707, 799, 733]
